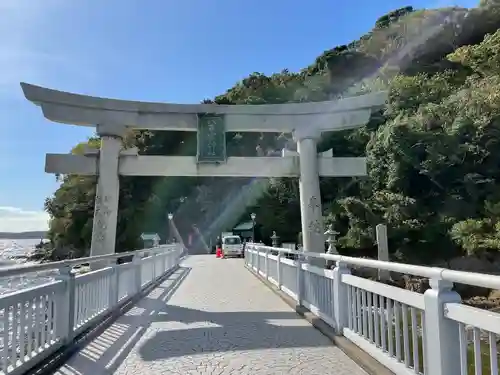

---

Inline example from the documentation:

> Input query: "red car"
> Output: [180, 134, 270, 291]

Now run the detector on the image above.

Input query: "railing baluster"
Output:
[47, 294, 54, 344]
[394, 301, 402, 362]
[102, 275, 107, 311]
[92, 279, 97, 316]
[473, 328, 482, 374]
[356, 288, 362, 335]
[34, 297, 41, 354]
[380, 295, 386, 352]
[362, 290, 368, 338]
[83, 282, 89, 322]
[347, 285, 353, 330]
[75, 285, 81, 329]
[367, 292, 373, 342]
[76, 285, 82, 326]
[401, 304, 410, 367]
[11, 302, 19, 368]
[98, 277, 103, 312]
[26, 300, 33, 358]
[410, 307, 419, 373]
[489, 332, 498, 375]
[374, 293, 380, 347]
[277, 252, 281, 288]
[387, 298, 394, 358]
[350, 285, 359, 333]
[459, 323, 468, 375]
[421, 313, 427, 374]
[40, 295, 46, 349]
[19, 301, 26, 362]
[3, 306, 10, 371]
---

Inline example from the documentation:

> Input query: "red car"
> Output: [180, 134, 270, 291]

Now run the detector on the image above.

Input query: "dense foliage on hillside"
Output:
[42, 2, 500, 263]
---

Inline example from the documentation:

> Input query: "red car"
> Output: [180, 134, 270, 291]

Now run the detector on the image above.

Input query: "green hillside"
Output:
[41, 2, 500, 264]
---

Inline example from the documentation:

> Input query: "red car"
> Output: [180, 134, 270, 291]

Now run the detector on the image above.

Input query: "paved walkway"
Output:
[55, 255, 366, 375]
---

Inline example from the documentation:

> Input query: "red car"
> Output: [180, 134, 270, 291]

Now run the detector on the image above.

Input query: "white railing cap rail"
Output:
[0, 243, 180, 279]
[246, 243, 500, 290]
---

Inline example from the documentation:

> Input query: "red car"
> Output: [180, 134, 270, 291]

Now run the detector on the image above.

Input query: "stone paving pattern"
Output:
[55, 255, 367, 375]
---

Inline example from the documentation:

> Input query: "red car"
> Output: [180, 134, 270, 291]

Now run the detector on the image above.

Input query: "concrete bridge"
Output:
[0, 244, 498, 375]
[10, 83, 500, 374]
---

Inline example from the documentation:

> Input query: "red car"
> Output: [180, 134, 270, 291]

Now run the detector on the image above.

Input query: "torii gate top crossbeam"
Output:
[20, 83, 386, 132]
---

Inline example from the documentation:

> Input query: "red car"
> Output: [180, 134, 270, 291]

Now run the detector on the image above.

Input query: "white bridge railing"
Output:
[245, 244, 500, 375]
[0, 243, 183, 375]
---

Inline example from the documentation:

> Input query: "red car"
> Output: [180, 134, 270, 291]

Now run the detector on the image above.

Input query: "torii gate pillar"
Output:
[294, 129, 325, 257]
[89, 124, 125, 259]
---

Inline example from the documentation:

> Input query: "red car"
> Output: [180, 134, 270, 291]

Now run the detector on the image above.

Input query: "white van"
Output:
[222, 235, 243, 258]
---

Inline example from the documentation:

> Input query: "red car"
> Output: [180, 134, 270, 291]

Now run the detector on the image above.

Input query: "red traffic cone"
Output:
[216, 247, 222, 258]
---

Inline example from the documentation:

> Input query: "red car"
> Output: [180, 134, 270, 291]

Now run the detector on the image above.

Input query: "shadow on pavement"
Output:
[57, 260, 335, 373]
[135, 303, 333, 362]
[55, 266, 192, 375]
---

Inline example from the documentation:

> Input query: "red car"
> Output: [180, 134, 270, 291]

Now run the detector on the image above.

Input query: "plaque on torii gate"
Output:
[196, 113, 226, 163]
[21, 82, 387, 262]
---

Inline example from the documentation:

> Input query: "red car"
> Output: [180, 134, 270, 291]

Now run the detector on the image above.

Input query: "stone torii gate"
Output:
[21, 83, 386, 259]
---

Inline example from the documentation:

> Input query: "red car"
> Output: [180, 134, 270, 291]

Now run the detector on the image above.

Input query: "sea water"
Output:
[0, 239, 57, 295]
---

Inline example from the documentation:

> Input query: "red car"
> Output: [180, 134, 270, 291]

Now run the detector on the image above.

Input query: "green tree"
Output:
[42, 3, 500, 264]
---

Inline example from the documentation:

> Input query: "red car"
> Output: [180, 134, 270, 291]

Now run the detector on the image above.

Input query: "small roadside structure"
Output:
[232, 221, 254, 241]
[140, 232, 161, 248]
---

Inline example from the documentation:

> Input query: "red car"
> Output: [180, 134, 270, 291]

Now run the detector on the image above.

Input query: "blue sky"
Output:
[0, 0, 477, 232]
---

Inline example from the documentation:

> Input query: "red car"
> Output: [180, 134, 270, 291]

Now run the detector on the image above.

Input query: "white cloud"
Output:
[0, 207, 49, 233]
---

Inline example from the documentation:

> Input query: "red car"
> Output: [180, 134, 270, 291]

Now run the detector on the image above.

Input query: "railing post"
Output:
[158, 249, 164, 277]
[109, 262, 119, 308]
[296, 254, 303, 304]
[152, 251, 157, 281]
[277, 251, 282, 289]
[255, 248, 258, 271]
[56, 265, 75, 343]
[256, 248, 260, 274]
[162, 250, 167, 275]
[171, 248, 176, 268]
[133, 252, 142, 293]
[167, 250, 172, 272]
[177, 246, 181, 263]
[265, 248, 269, 279]
[170, 247, 175, 268]
[423, 276, 461, 375]
[333, 261, 350, 334]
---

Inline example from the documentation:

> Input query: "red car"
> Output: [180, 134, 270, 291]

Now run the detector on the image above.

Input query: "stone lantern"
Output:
[324, 224, 339, 269]
[325, 224, 339, 255]
[271, 231, 280, 247]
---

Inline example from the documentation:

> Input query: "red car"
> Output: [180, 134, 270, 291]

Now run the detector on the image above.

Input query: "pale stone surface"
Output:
[21, 82, 387, 131]
[296, 135, 325, 258]
[375, 224, 390, 281]
[89, 135, 121, 259]
[45, 154, 367, 178]
[54, 255, 367, 375]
